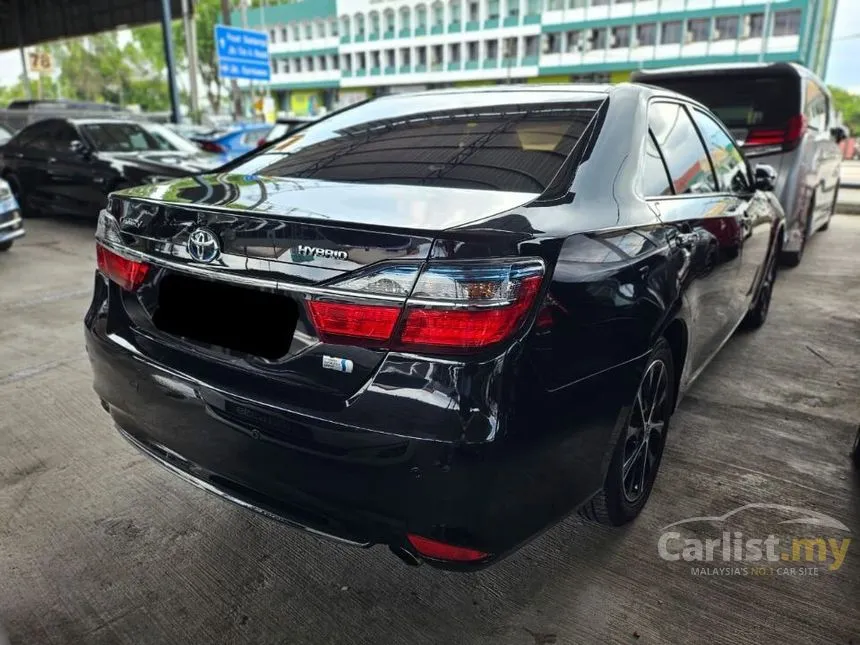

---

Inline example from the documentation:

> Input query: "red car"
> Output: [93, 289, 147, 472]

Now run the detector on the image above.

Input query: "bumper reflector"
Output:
[407, 534, 490, 562]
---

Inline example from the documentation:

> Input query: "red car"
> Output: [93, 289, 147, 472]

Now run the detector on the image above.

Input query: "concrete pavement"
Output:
[0, 215, 858, 645]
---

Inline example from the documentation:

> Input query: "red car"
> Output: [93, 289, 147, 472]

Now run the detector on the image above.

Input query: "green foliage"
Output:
[829, 86, 860, 135]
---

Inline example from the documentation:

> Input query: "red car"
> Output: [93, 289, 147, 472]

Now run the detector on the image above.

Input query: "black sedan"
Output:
[1, 118, 221, 218]
[85, 85, 784, 569]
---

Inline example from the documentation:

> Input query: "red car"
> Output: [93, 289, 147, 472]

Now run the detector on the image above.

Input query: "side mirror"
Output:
[70, 140, 89, 157]
[753, 164, 777, 192]
[831, 126, 848, 144]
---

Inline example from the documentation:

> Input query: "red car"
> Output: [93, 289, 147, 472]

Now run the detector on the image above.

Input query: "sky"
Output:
[0, 0, 857, 92]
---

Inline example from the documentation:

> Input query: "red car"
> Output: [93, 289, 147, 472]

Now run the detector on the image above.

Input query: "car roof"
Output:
[378, 84, 613, 101]
[66, 118, 147, 126]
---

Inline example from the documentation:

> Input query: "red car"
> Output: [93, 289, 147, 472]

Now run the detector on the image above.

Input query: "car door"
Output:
[5, 120, 58, 212]
[44, 121, 111, 216]
[804, 79, 840, 226]
[690, 108, 773, 311]
[645, 101, 747, 379]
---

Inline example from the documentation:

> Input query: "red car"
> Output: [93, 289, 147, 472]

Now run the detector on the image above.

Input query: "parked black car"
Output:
[1, 118, 221, 218]
[85, 85, 784, 570]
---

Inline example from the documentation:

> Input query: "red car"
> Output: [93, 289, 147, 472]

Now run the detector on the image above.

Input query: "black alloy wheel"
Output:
[742, 248, 778, 330]
[581, 338, 674, 525]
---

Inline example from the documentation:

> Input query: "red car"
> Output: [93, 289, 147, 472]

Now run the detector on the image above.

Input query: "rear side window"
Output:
[691, 110, 750, 194]
[804, 80, 828, 131]
[641, 132, 673, 197]
[643, 74, 799, 132]
[236, 97, 603, 193]
[649, 102, 716, 195]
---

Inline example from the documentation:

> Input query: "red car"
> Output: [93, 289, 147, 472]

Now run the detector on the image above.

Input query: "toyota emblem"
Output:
[187, 228, 220, 263]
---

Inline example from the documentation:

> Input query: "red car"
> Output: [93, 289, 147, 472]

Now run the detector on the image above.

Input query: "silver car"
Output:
[632, 63, 844, 266]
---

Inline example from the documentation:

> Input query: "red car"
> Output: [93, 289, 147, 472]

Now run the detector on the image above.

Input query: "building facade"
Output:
[232, 0, 838, 115]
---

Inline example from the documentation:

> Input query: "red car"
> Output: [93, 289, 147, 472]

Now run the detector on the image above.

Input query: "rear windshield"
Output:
[232, 95, 603, 193]
[647, 74, 799, 129]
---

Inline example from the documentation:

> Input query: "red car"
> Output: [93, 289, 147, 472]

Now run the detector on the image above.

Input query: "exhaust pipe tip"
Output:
[389, 544, 423, 567]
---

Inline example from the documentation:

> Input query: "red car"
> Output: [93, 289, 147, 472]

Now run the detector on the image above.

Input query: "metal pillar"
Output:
[182, 0, 200, 121]
[15, 0, 33, 99]
[221, 0, 243, 119]
[160, 0, 182, 123]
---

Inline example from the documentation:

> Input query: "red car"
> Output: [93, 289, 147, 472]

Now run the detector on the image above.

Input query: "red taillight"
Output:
[406, 534, 490, 562]
[304, 260, 545, 352]
[96, 244, 150, 291]
[399, 276, 542, 349]
[306, 300, 401, 342]
[257, 137, 267, 147]
[745, 114, 806, 153]
[199, 140, 225, 154]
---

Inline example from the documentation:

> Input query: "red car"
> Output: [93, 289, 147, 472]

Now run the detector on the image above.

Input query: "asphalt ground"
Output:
[0, 214, 858, 645]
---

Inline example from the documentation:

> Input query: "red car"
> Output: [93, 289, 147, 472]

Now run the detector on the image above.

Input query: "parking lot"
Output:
[1, 213, 859, 644]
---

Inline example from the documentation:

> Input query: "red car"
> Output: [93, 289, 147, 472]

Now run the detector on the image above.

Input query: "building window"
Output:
[611, 25, 630, 48]
[295, 58, 302, 73]
[307, 56, 315, 71]
[330, 19, 339, 36]
[487, 0, 500, 20]
[569, 0, 587, 7]
[340, 17, 350, 37]
[433, 1, 444, 27]
[416, 5, 428, 28]
[467, 41, 479, 61]
[714, 16, 738, 40]
[416, 46, 427, 65]
[369, 12, 380, 35]
[319, 55, 327, 70]
[565, 30, 582, 52]
[486, 39, 499, 59]
[357, 52, 367, 70]
[281, 27, 288, 41]
[304, 23, 312, 39]
[316, 21, 326, 38]
[636, 23, 656, 46]
[400, 48, 411, 66]
[590, 28, 607, 50]
[592, 0, 609, 6]
[506, 0, 518, 17]
[773, 9, 802, 36]
[526, 0, 540, 15]
[503, 36, 518, 59]
[524, 35, 539, 57]
[661, 21, 683, 45]
[384, 9, 395, 34]
[468, 1, 479, 21]
[449, 43, 461, 62]
[687, 18, 709, 43]
[371, 51, 381, 68]
[269, 29, 277, 43]
[431, 44, 443, 66]
[543, 32, 561, 53]
[341, 55, 351, 71]
[400, 6, 411, 30]
[450, 1, 462, 24]
[748, 13, 765, 38]
[291, 24, 300, 40]
[332, 55, 339, 70]
[547, 0, 564, 9]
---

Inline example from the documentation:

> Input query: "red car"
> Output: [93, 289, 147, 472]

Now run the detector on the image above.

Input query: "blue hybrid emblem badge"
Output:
[187, 228, 220, 263]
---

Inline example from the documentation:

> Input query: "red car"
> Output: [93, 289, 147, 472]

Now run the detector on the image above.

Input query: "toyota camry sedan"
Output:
[85, 85, 783, 570]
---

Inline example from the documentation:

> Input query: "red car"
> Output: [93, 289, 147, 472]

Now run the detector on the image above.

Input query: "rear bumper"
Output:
[85, 281, 645, 569]
[0, 213, 25, 245]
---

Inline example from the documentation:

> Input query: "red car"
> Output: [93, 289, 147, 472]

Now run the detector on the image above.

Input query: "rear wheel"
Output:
[5, 174, 38, 219]
[580, 338, 674, 526]
[741, 247, 777, 331]
[780, 201, 814, 268]
[0, 240, 12, 252]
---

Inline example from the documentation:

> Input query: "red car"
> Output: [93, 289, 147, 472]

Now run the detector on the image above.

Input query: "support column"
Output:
[160, 0, 182, 123]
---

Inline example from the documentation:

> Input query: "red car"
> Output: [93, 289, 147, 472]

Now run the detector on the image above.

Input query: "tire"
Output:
[780, 201, 814, 268]
[580, 338, 674, 526]
[5, 174, 39, 219]
[0, 240, 12, 252]
[741, 247, 777, 331]
[820, 184, 839, 232]
[853, 426, 860, 469]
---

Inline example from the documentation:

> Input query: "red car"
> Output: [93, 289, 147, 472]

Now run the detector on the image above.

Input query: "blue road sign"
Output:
[215, 24, 271, 81]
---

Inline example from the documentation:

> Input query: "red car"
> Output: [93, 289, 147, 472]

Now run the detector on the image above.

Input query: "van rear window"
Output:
[646, 75, 798, 129]
[237, 99, 602, 194]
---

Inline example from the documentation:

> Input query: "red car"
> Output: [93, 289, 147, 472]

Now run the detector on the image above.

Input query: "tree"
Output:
[829, 86, 860, 135]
